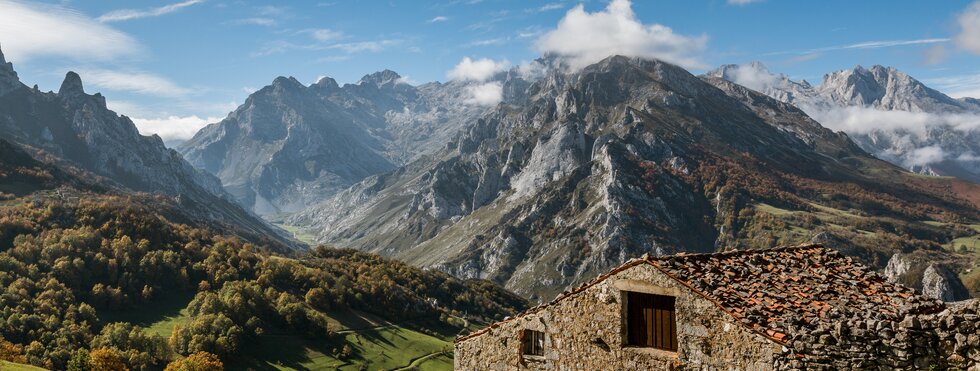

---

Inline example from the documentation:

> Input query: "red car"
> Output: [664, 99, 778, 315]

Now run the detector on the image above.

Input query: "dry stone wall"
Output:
[454, 263, 781, 370]
[777, 299, 980, 370]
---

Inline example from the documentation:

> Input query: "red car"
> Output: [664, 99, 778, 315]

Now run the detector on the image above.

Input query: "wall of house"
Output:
[454, 263, 782, 370]
[777, 298, 980, 370]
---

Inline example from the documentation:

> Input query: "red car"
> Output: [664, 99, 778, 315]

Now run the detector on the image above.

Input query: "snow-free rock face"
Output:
[921, 264, 971, 302]
[0, 45, 291, 248]
[706, 62, 980, 183]
[179, 68, 532, 216]
[289, 55, 947, 300]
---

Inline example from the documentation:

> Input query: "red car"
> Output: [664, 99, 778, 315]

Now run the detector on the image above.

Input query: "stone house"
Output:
[454, 244, 980, 370]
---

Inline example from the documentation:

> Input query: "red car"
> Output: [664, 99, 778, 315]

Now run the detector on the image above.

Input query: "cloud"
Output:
[906, 146, 947, 167]
[535, 0, 708, 70]
[428, 16, 449, 23]
[328, 40, 401, 53]
[768, 38, 949, 56]
[923, 73, 980, 98]
[448, 57, 509, 82]
[955, 1, 980, 55]
[130, 115, 220, 142]
[0, 1, 141, 62]
[466, 38, 509, 47]
[728, 0, 765, 4]
[464, 82, 503, 106]
[78, 69, 192, 98]
[227, 17, 277, 27]
[804, 105, 980, 136]
[803, 106, 980, 168]
[97, 0, 204, 22]
[306, 29, 344, 42]
[528, 3, 564, 13]
[721, 64, 778, 92]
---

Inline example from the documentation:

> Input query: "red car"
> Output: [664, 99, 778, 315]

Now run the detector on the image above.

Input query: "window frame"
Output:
[624, 291, 678, 352]
[520, 329, 545, 357]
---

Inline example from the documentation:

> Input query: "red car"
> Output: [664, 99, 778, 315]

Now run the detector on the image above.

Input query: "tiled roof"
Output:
[646, 244, 944, 343]
[456, 244, 944, 344]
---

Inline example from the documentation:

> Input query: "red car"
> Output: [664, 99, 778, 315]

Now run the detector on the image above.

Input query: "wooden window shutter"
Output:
[626, 291, 677, 351]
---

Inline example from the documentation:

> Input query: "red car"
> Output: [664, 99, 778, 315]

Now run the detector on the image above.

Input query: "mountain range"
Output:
[0, 46, 294, 249]
[178, 67, 533, 217]
[706, 62, 980, 183]
[281, 56, 980, 301]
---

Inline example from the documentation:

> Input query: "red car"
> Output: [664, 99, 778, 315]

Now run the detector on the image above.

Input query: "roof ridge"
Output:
[647, 243, 825, 261]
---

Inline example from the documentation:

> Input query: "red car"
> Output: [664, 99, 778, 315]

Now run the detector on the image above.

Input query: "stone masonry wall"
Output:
[777, 299, 980, 371]
[454, 263, 782, 370]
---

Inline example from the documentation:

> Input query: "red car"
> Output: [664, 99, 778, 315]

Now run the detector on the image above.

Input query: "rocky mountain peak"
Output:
[0, 44, 21, 95]
[270, 76, 306, 91]
[358, 69, 402, 87]
[313, 75, 340, 91]
[58, 71, 85, 97]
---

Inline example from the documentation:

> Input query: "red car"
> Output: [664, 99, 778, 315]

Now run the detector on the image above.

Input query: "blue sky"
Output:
[1, 0, 979, 140]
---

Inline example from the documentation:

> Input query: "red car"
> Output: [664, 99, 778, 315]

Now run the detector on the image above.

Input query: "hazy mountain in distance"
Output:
[706, 62, 980, 183]
[178, 67, 534, 217]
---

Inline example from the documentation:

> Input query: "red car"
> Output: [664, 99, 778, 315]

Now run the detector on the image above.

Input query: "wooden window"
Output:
[626, 292, 677, 351]
[521, 329, 545, 356]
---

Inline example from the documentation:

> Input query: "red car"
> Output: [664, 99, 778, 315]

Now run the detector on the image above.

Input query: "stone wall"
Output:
[454, 263, 781, 370]
[777, 299, 980, 370]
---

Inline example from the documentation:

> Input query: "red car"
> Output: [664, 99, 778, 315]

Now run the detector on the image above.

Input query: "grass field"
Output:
[226, 324, 453, 371]
[106, 292, 456, 371]
[0, 361, 47, 371]
[274, 223, 318, 245]
[100, 290, 196, 337]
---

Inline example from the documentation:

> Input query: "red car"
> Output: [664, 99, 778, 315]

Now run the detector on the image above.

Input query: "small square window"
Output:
[521, 329, 545, 356]
[626, 291, 677, 351]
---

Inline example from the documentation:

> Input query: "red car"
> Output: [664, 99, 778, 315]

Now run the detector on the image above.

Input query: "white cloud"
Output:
[78, 70, 192, 98]
[329, 40, 400, 53]
[923, 74, 980, 99]
[130, 115, 219, 142]
[529, 3, 564, 12]
[723, 65, 778, 92]
[906, 145, 946, 167]
[804, 106, 980, 136]
[0, 0, 141, 62]
[464, 82, 503, 106]
[768, 38, 949, 57]
[307, 29, 344, 42]
[227, 17, 277, 27]
[448, 57, 509, 82]
[727, 0, 765, 5]
[98, 0, 204, 22]
[955, 1, 980, 55]
[466, 38, 509, 47]
[428, 16, 449, 23]
[535, 0, 708, 70]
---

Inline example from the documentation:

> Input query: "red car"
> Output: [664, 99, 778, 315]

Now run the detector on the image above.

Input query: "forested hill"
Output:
[0, 139, 526, 370]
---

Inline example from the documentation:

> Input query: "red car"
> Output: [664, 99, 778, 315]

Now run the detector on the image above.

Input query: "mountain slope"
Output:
[179, 69, 531, 217]
[0, 141, 526, 369]
[289, 56, 980, 300]
[707, 63, 980, 183]
[0, 45, 293, 249]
